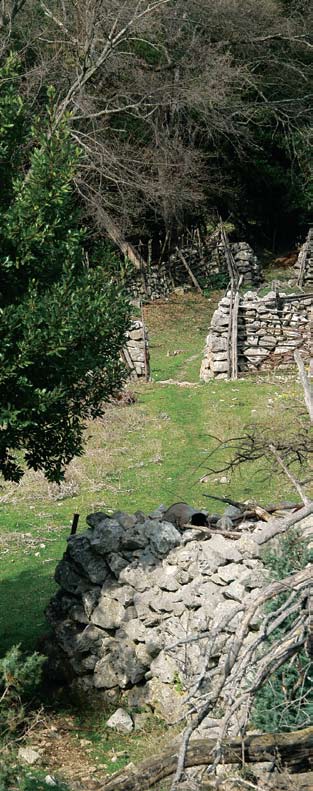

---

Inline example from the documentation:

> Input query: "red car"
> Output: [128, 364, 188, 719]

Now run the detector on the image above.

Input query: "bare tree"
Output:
[4, 0, 312, 256]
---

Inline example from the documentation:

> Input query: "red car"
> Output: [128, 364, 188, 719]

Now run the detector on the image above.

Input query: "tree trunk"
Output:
[98, 208, 147, 272]
[101, 727, 313, 791]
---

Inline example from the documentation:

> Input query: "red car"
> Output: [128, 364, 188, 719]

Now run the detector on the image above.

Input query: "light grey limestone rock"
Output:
[170, 542, 199, 569]
[216, 516, 233, 531]
[212, 360, 229, 373]
[211, 600, 243, 632]
[118, 565, 152, 592]
[211, 311, 230, 329]
[106, 708, 134, 733]
[122, 619, 146, 643]
[210, 336, 228, 352]
[234, 534, 260, 559]
[133, 588, 161, 621]
[150, 564, 180, 591]
[241, 568, 270, 590]
[224, 580, 245, 601]
[144, 628, 165, 656]
[91, 596, 125, 630]
[110, 584, 134, 607]
[205, 534, 243, 562]
[18, 747, 42, 765]
[217, 562, 245, 583]
[144, 520, 181, 557]
[144, 677, 185, 723]
[150, 651, 178, 683]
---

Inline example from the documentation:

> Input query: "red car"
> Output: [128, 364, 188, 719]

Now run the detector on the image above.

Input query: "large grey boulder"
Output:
[94, 638, 150, 688]
[91, 596, 126, 630]
[143, 520, 181, 557]
[88, 517, 125, 554]
[67, 536, 110, 584]
[106, 708, 134, 733]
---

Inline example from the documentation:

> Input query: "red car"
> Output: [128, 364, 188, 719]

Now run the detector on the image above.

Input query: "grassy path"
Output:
[0, 292, 306, 653]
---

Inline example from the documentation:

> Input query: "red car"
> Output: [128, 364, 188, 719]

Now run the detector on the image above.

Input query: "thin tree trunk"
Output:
[176, 248, 203, 293]
[98, 209, 146, 272]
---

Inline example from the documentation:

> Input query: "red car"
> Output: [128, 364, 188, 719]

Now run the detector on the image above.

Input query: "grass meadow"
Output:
[1, 287, 311, 787]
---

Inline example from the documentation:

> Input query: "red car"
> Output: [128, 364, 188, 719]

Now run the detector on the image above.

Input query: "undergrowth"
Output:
[252, 530, 313, 732]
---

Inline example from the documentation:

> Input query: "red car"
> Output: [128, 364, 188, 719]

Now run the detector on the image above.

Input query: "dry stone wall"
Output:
[123, 320, 149, 379]
[128, 241, 261, 301]
[45, 504, 312, 732]
[200, 290, 313, 380]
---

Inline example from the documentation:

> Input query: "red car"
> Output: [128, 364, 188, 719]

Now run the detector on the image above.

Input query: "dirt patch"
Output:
[20, 714, 106, 789]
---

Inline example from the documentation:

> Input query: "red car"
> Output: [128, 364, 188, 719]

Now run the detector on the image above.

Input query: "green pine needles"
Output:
[0, 56, 130, 483]
[252, 530, 313, 732]
[0, 645, 44, 736]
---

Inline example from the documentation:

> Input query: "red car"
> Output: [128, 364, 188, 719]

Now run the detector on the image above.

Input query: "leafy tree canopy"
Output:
[0, 55, 130, 483]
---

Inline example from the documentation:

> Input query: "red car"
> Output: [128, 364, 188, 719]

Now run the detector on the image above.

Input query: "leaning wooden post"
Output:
[226, 284, 234, 380]
[140, 301, 149, 382]
[70, 513, 79, 536]
[231, 275, 243, 381]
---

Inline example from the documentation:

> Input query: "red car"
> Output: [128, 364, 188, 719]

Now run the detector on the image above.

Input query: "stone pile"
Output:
[294, 228, 313, 285]
[46, 504, 280, 726]
[200, 289, 313, 380]
[230, 242, 261, 286]
[123, 320, 149, 379]
[208, 240, 261, 287]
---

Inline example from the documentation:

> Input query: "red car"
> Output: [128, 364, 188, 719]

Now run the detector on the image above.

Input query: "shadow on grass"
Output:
[0, 565, 58, 656]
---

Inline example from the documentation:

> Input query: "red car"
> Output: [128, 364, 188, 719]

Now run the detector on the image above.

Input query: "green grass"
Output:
[0, 288, 312, 786]
[0, 291, 309, 657]
[73, 705, 176, 776]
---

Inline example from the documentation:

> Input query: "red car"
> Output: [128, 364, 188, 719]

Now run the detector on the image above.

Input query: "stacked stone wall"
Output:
[45, 504, 313, 734]
[123, 320, 149, 379]
[128, 241, 261, 301]
[201, 290, 313, 380]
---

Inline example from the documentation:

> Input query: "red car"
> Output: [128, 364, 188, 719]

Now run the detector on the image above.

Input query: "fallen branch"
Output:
[100, 727, 313, 791]
[254, 501, 313, 545]
[168, 567, 312, 788]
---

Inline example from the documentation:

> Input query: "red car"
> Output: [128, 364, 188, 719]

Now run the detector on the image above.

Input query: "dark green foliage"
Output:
[202, 272, 229, 293]
[0, 645, 44, 736]
[0, 764, 71, 791]
[0, 59, 130, 482]
[252, 531, 313, 732]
